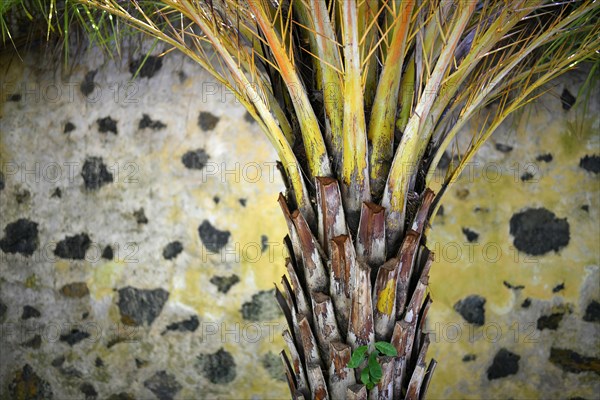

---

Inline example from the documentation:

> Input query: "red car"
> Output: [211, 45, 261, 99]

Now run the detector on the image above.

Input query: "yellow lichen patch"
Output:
[377, 278, 396, 315]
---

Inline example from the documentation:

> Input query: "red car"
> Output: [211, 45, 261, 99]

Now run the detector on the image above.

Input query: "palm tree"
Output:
[3, 0, 599, 398]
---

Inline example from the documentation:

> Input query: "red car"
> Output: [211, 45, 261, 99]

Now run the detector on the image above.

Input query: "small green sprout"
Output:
[347, 341, 398, 390]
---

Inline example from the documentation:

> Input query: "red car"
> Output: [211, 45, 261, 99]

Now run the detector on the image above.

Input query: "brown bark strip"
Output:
[328, 341, 356, 399]
[392, 355, 407, 400]
[292, 209, 328, 293]
[307, 363, 330, 400]
[409, 189, 435, 235]
[329, 235, 356, 335]
[419, 359, 437, 400]
[347, 384, 368, 400]
[395, 231, 420, 317]
[280, 350, 298, 394]
[375, 356, 395, 400]
[356, 201, 386, 268]
[298, 314, 322, 366]
[312, 292, 342, 365]
[279, 194, 303, 269]
[372, 257, 401, 341]
[275, 284, 295, 338]
[403, 277, 429, 370]
[283, 329, 310, 398]
[348, 261, 375, 350]
[405, 336, 430, 400]
[316, 177, 348, 256]
[285, 258, 312, 326]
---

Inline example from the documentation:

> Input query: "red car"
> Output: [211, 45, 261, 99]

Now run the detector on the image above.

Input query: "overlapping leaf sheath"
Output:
[276, 178, 436, 399]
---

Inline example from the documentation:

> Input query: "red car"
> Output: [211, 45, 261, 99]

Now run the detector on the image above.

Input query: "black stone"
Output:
[64, 122, 76, 134]
[474, 207, 489, 213]
[9, 364, 53, 400]
[51, 356, 65, 368]
[0, 171, 4, 191]
[495, 143, 513, 153]
[198, 220, 230, 253]
[454, 295, 486, 326]
[552, 283, 565, 293]
[54, 233, 91, 260]
[102, 245, 114, 260]
[60, 366, 83, 378]
[164, 315, 199, 333]
[520, 172, 534, 181]
[80, 70, 97, 97]
[134, 208, 149, 224]
[503, 281, 524, 290]
[97, 116, 118, 134]
[438, 205, 444, 216]
[81, 157, 113, 190]
[21, 305, 41, 320]
[0, 218, 39, 256]
[9, 93, 22, 101]
[581, 205, 589, 212]
[117, 286, 169, 326]
[521, 298, 532, 308]
[60, 329, 90, 346]
[198, 111, 220, 131]
[0, 300, 6, 322]
[0, 300, 6, 320]
[537, 312, 564, 330]
[561, 88, 576, 111]
[95, 357, 104, 367]
[139, 114, 166, 130]
[182, 149, 210, 170]
[107, 393, 135, 400]
[241, 289, 282, 321]
[15, 189, 30, 204]
[437, 151, 453, 170]
[197, 348, 237, 384]
[462, 354, 477, 362]
[80, 383, 98, 400]
[487, 348, 520, 380]
[143, 371, 182, 400]
[579, 155, 600, 174]
[262, 352, 286, 381]
[135, 358, 148, 368]
[130, 55, 163, 79]
[244, 111, 254, 123]
[163, 241, 183, 260]
[509, 208, 570, 256]
[210, 275, 240, 294]
[261, 235, 268, 253]
[549, 348, 600, 375]
[21, 335, 42, 349]
[213, 196, 220, 204]
[51, 187, 62, 198]
[239, 198, 247, 207]
[461, 227, 479, 243]
[583, 300, 600, 323]
[536, 153, 553, 162]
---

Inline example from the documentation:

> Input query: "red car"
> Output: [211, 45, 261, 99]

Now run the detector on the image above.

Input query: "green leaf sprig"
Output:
[347, 342, 398, 390]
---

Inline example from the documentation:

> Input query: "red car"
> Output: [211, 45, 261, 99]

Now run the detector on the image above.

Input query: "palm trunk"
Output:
[276, 178, 437, 399]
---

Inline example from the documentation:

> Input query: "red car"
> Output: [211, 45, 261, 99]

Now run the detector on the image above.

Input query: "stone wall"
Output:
[0, 42, 598, 399]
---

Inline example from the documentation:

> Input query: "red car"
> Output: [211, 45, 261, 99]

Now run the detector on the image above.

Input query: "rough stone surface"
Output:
[143, 371, 182, 400]
[453, 295, 486, 326]
[241, 289, 282, 321]
[509, 208, 570, 255]
[262, 352, 286, 382]
[117, 287, 169, 326]
[197, 348, 236, 384]
[487, 349, 521, 380]
[54, 233, 91, 260]
[0, 219, 39, 256]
